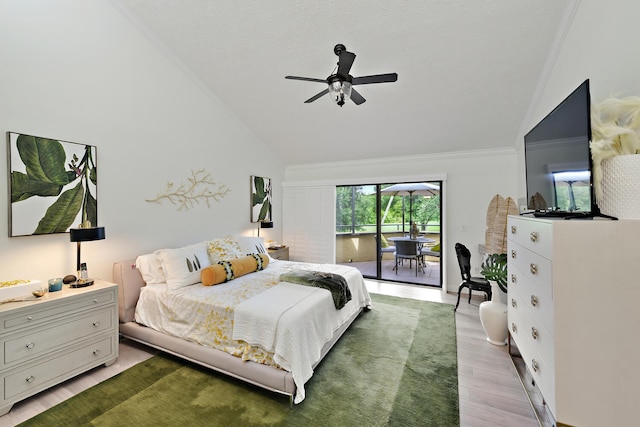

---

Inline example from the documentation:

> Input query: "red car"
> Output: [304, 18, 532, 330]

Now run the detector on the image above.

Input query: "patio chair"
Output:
[395, 240, 422, 276]
[374, 235, 395, 261]
[454, 242, 491, 311]
[421, 243, 440, 277]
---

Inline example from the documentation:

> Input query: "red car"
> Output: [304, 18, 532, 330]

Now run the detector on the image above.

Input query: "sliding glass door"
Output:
[335, 181, 442, 287]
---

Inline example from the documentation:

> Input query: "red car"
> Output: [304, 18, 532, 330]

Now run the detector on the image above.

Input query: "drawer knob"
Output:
[531, 327, 539, 340]
[530, 231, 538, 242]
[93, 299, 99, 304]
[511, 298, 517, 308]
[93, 321, 100, 327]
[26, 342, 35, 349]
[511, 250, 516, 259]
[93, 349, 101, 356]
[26, 375, 35, 383]
[511, 274, 517, 284]
[529, 263, 538, 275]
[511, 225, 517, 234]
[531, 359, 539, 373]
[511, 322, 518, 333]
[27, 316, 33, 321]
[530, 295, 538, 307]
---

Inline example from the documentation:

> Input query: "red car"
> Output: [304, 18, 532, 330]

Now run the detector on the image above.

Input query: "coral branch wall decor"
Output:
[146, 169, 229, 211]
[251, 176, 272, 222]
[8, 132, 98, 237]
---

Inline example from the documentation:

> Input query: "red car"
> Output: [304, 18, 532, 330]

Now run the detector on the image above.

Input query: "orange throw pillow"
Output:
[201, 253, 269, 286]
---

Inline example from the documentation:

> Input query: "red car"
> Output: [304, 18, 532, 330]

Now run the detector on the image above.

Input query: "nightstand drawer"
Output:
[3, 306, 115, 366]
[4, 335, 116, 400]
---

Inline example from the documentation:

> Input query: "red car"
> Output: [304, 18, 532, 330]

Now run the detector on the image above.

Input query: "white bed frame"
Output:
[112, 259, 364, 405]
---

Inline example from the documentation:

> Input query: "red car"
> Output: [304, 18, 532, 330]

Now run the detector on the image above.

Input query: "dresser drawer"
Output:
[508, 250, 554, 334]
[3, 306, 115, 366]
[521, 307, 554, 367]
[3, 335, 116, 400]
[508, 217, 552, 260]
[1, 288, 115, 333]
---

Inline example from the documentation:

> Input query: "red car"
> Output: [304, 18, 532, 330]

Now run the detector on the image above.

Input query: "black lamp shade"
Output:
[70, 227, 106, 242]
[260, 221, 273, 229]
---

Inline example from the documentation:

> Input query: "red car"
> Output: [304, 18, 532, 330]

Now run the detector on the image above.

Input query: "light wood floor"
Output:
[4, 281, 539, 427]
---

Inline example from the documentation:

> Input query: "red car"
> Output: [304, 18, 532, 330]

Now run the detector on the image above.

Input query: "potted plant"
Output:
[480, 253, 507, 293]
[590, 96, 640, 218]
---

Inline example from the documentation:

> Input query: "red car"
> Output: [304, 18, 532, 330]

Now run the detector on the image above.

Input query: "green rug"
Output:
[19, 294, 458, 426]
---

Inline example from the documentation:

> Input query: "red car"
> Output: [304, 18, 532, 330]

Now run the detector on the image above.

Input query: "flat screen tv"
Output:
[524, 79, 601, 218]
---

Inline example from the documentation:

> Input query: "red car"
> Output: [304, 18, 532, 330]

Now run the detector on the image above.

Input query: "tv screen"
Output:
[524, 79, 595, 216]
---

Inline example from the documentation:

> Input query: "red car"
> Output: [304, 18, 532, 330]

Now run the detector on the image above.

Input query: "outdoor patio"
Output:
[339, 258, 441, 286]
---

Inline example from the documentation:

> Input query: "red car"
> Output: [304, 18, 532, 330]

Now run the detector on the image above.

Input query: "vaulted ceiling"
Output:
[117, 0, 571, 166]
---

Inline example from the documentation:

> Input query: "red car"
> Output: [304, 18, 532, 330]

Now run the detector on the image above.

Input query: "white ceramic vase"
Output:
[479, 282, 508, 346]
[599, 155, 640, 219]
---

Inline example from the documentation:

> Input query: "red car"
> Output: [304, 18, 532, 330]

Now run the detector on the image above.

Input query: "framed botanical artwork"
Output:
[8, 132, 98, 237]
[250, 175, 272, 223]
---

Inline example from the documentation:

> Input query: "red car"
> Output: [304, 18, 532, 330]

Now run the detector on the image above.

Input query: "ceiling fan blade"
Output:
[352, 73, 398, 85]
[350, 88, 366, 105]
[285, 76, 327, 83]
[337, 51, 356, 78]
[304, 88, 329, 103]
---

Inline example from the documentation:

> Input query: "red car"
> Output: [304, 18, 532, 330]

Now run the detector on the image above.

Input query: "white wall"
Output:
[517, 0, 640, 199]
[0, 1, 284, 283]
[285, 148, 518, 291]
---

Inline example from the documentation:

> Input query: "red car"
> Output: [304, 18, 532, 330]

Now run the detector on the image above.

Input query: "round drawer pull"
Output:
[26, 342, 35, 349]
[530, 295, 538, 307]
[511, 250, 517, 259]
[531, 327, 539, 340]
[529, 263, 538, 275]
[511, 298, 517, 308]
[530, 231, 538, 242]
[531, 359, 539, 373]
[93, 349, 101, 356]
[511, 322, 518, 333]
[511, 225, 517, 234]
[26, 375, 35, 383]
[511, 274, 517, 284]
[27, 316, 33, 321]
[93, 299, 99, 304]
[92, 321, 100, 327]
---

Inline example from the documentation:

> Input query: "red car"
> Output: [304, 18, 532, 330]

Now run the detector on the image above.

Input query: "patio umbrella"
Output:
[380, 182, 440, 225]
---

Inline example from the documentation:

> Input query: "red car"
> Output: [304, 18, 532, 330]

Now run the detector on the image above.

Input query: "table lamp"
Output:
[69, 225, 105, 288]
[257, 220, 273, 237]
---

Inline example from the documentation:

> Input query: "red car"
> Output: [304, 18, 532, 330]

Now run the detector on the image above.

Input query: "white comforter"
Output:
[134, 260, 371, 403]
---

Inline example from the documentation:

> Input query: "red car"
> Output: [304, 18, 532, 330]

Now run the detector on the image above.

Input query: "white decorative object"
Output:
[0, 280, 42, 301]
[599, 155, 640, 219]
[478, 281, 508, 346]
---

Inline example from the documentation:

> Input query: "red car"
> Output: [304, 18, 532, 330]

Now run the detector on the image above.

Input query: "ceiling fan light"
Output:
[328, 79, 352, 107]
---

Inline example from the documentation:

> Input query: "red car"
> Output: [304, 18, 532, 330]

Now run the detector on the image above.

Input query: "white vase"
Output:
[600, 155, 640, 219]
[479, 282, 508, 346]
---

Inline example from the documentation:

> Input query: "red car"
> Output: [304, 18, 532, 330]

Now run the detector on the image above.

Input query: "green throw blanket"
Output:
[279, 269, 352, 309]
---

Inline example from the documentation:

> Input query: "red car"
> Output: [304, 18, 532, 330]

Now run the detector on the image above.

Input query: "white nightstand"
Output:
[268, 246, 289, 260]
[0, 280, 118, 416]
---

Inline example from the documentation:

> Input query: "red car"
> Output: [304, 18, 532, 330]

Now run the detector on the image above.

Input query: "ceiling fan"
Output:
[285, 44, 398, 107]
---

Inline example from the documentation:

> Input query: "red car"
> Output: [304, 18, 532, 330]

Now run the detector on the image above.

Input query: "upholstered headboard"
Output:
[112, 259, 145, 323]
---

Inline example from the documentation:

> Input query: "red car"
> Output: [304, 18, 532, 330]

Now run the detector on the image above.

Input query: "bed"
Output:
[112, 236, 372, 405]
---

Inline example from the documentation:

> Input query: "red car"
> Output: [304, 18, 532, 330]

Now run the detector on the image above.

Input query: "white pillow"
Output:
[207, 236, 244, 263]
[155, 241, 211, 290]
[135, 253, 166, 285]
[235, 235, 271, 258]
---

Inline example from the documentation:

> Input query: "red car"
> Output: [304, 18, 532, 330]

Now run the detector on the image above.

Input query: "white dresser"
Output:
[0, 280, 118, 416]
[507, 215, 640, 426]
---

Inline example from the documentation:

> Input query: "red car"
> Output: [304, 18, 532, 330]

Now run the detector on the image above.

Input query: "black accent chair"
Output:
[454, 243, 491, 311]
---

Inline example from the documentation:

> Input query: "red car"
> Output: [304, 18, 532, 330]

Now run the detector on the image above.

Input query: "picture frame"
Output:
[8, 132, 98, 237]
[250, 175, 272, 223]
